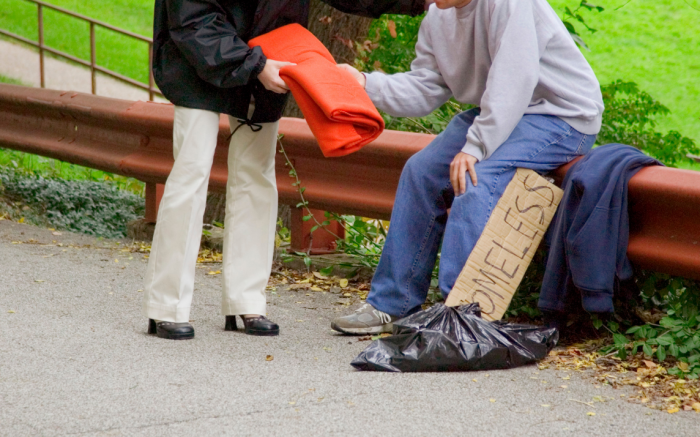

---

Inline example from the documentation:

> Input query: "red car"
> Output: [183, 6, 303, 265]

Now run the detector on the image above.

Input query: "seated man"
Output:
[331, 0, 603, 334]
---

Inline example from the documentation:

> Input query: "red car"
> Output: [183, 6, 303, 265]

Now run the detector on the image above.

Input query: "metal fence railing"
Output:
[0, 0, 162, 100]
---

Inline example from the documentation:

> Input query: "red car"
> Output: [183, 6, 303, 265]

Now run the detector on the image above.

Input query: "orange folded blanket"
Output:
[249, 24, 384, 158]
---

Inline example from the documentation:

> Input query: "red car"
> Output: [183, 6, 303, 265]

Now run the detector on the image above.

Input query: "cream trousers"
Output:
[143, 106, 279, 322]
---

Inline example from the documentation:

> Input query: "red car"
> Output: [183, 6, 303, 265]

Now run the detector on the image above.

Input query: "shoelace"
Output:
[373, 310, 393, 324]
[356, 303, 392, 324]
[225, 119, 263, 143]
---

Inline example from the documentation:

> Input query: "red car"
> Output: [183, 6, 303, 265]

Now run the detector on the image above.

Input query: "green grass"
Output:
[0, 149, 145, 195]
[548, 0, 700, 143]
[0, 73, 25, 85]
[0, 0, 154, 84]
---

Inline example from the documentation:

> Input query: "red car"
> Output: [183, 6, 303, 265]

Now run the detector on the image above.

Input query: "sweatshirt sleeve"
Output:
[165, 0, 266, 89]
[364, 14, 453, 117]
[462, 0, 542, 161]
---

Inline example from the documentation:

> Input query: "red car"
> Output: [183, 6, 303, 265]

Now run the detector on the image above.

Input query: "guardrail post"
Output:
[89, 22, 96, 94]
[144, 182, 165, 223]
[37, 3, 45, 88]
[290, 208, 345, 255]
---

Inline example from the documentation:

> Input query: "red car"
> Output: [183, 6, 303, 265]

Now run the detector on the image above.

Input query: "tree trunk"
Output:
[282, 0, 373, 119]
[206, 1, 372, 227]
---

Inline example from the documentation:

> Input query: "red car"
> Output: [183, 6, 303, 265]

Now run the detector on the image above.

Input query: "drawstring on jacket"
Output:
[226, 119, 263, 143]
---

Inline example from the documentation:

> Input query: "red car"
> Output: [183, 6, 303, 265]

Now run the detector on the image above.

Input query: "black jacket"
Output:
[538, 144, 661, 314]
[153, 0, 424, 123]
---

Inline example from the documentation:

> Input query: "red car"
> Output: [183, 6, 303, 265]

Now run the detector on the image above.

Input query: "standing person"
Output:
[331, 0, 604, 334]
[144, 0, 427, 340]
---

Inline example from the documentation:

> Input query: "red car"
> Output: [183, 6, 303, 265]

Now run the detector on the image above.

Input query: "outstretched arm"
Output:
[338, 14, 451, 118]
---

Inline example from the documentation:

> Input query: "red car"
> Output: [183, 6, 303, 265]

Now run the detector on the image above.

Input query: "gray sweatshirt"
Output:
[364, 0, 604, 161]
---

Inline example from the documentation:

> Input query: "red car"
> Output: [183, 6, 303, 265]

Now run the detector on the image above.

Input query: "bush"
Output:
[598, 81, 699, 166]
[602, 271, 700, 378]
[0, 167, 144, 238]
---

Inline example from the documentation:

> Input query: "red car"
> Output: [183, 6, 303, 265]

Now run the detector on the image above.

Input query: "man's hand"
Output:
[258, 59, 295, 94]
[450, 152, 478, 195]
[336, 64, 366, 88]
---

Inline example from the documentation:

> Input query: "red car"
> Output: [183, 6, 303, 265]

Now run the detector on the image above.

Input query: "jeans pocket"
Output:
[567, 134, 594, 162]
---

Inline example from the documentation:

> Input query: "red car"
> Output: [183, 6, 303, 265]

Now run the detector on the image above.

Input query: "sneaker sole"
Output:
[330, 321, 392, 335]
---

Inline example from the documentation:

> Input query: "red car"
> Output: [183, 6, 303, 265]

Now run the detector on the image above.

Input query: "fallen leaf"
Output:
[541, 404, 551, 408]
[643, 360, 658, 369]
[52, 231, 62, 236]
[313, 272, 328, 280]
[339, 278, 349, 288]
[692, 402, 700, 413]
[387, 20, 397, 38]
[266, 355, 274, 361]
[207, 270, 221, 275]
[310, 286, 324, 292]
[472, 379, 477, 382]
[667, 407, 679, 414]
[587, 412, 595, 416]
[490, 399, 496, 403]
[34, 280, 44, 283]
[18, 217, 24, 223]
[560, 385, 568, 389]
[8, 310, 15, 313]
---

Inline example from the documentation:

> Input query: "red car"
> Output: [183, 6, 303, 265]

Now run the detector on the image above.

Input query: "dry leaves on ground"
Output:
[541, 339, 700, 413]
[266, 267, 370, 300]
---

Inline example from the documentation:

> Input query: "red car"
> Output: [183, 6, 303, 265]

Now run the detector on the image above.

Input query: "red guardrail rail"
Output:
[1, 84, 699, 279]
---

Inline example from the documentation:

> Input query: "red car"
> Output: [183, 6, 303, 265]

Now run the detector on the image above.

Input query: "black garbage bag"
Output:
[351, 303, 558, 372]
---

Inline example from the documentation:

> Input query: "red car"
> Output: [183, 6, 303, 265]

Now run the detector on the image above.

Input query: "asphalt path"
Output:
[0, 221, 697, 436]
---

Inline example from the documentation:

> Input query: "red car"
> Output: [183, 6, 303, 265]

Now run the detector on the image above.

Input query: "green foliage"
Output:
[598, 81, 699, 166]
[601, 271, 700, 378]
[0, 148, 144, 195]
[0, 74, 26, 86]
[560, 1, 604, 50]
[354, 14, 424, 75]
[0, 166, 144, 238]
[332, 214, 385, 270]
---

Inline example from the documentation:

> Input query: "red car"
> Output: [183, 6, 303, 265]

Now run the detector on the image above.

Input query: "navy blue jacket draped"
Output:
[539, 144, 661, 314]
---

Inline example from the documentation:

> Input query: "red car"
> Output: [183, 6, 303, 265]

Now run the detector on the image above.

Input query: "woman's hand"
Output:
[450, 152, 478, 195]
[258, 59, 295, 94]
[336, 64, 366, 88]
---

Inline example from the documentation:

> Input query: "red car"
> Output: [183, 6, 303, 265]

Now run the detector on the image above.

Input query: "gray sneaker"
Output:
[331, 303, 398, 335]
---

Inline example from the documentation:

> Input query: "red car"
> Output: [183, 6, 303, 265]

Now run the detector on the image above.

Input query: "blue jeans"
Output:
[367, 108, 596, 317]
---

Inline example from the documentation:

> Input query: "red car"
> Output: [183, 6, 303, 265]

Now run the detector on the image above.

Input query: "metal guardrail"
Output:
[0, 0, 162, 100]
[1, 84, 699, 279]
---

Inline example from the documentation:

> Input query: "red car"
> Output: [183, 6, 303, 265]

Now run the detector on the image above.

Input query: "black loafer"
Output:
[148, 319, 194, 340]
[225, 315, 279, 336]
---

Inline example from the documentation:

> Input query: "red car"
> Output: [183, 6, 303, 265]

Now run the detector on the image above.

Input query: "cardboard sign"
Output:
[445, 168, 563, 321]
